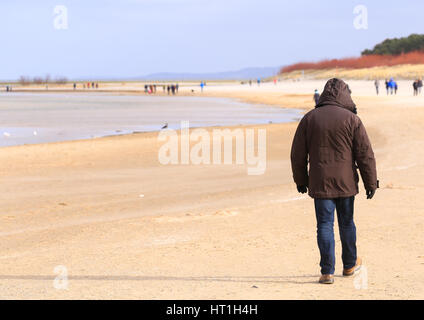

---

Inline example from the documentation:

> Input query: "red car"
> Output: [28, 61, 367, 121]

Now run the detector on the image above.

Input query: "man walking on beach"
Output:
[418, 78, 423, 94]
[374, 79, 379, 95]
[313, 89, 320, 105]
[413, 80, 418, 96]
[388, 78, 395, 95]
[290, 78, 378, 284]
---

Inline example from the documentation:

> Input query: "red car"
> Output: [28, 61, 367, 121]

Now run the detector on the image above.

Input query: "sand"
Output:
[0, 80, 423, 299]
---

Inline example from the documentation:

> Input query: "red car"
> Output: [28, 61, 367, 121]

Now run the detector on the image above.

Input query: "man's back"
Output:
[291, 78, 377, 199]
[302, 105, 359, 198]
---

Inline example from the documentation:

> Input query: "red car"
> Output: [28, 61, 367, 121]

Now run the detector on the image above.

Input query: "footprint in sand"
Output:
[213, 209, 239, 217]
[384, 183, 414, 190]
[145, 235, 191, 246]
[153, 209, 239, 223]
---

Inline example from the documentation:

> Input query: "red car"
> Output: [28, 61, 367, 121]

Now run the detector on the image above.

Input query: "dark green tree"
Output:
[362, 34, 424, 55]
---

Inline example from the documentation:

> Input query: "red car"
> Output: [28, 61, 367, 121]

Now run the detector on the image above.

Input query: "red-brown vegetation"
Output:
[281, 51, 424, 73]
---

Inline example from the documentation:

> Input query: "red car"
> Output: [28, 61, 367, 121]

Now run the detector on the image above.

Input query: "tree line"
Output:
[18, 75, 68, 85]
[362, 34, 424, 56]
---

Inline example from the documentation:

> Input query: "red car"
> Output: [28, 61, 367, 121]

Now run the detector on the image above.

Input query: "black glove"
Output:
[366, 189, 376, 199]
[297, 185, 308, 194]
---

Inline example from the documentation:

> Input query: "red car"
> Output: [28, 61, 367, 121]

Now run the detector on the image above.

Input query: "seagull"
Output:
[161, 122, 168, 129]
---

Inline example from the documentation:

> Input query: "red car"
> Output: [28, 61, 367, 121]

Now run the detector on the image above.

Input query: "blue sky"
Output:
[0, 0, 423, 80]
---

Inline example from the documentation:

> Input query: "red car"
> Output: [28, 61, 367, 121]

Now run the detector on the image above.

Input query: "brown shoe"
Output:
[319, 274, 334, 284]
[343, 257, 362, 276]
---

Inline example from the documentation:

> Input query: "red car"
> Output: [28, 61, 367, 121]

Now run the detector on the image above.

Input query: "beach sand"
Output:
[0, 80, 423, 299]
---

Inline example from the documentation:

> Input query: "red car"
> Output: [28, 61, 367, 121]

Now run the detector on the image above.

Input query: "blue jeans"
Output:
[314, 197, 357, 275]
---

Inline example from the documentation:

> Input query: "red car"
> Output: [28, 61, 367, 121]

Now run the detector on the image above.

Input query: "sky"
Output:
[0, 0, 423, 80]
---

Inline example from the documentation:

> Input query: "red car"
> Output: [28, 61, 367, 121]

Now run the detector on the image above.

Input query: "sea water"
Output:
[0, 92, 302, 147]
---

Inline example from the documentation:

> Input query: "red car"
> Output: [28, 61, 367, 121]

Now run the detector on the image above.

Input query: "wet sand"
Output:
[0, 80, 423, 299]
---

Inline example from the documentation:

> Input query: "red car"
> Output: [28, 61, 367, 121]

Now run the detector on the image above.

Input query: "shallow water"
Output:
[0, 93, 301, 147]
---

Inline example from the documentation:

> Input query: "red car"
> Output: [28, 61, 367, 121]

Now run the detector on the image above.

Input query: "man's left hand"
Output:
[366, 189, 376, 199]
[297, 185, 308, 194]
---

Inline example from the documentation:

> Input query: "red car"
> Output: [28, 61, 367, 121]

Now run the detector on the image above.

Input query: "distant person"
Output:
[249, 80, 252, 86]
[291, 78, 378, 284]
[96, 83, 99, 89]
[418, 79, 423, 94]
[388, 78, 396, 95]
[200, 81, 205, 92]
[313, 89, 320, 105]
[176, 83, 179, 93]
[87, 82, 91, 89]
[385, 79, 389, 95]
[257, 78, 261, 86]
[374, 79, 379, 95]
[144, 84, 148, 93]
[167, 85, 171, 95]
[73, 83, 77, 90]
[394, 82, 398, 95]
[171, 84, 176, 95]
[413, 80, 418, 96]
[273, 78, 277, 85]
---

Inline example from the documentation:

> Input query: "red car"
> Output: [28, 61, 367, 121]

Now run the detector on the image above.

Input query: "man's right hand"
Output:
[366, 189, 376, 199]
[297, 185, 308, 194]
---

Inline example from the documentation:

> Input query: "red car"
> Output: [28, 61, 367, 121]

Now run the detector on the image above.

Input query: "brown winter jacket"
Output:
[290, 78, 378, 198]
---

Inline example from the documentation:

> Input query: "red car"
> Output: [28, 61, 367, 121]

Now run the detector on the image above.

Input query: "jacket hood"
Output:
[315, 78, 357, 114]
